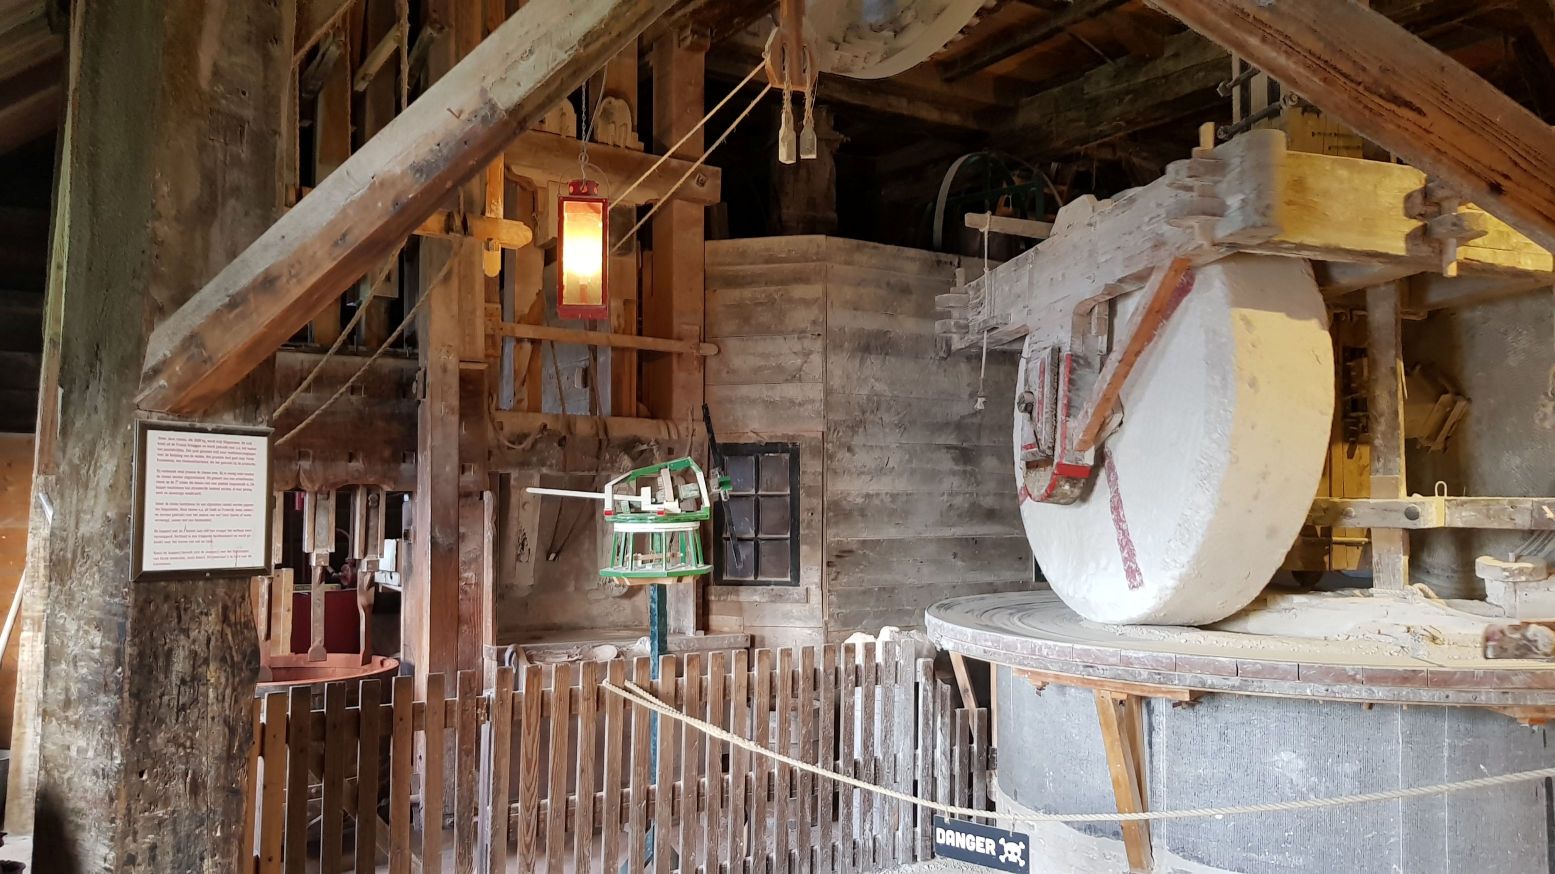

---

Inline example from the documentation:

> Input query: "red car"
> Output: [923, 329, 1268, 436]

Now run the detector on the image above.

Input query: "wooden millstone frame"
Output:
[927, 591, 1555, 709]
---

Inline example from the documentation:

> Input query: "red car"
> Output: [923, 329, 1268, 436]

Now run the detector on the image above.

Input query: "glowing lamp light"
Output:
[557, 179, 609, 321]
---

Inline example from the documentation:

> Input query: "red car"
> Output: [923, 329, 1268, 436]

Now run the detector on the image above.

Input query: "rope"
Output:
[612, 57, 766, 208]
[273, 272, 383, 419]
[612, 81, 772, 255]
[274, 258, 451, 447]
[600, 680, 1555, 824]
[974, 215, 991, 411]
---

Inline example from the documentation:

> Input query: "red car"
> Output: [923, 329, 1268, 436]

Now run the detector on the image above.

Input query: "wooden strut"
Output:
[137, 0, 676, 415]
[949, 652, 980, 716]
[303, 489, 336, 662]
[491, 410, 694, 443]
[1074, 258, 1192, 453]
[1015, 666, 1172, 873]
[505, 130, 722, 207]
[1095, 690, 1154, 874]
[286, 189, 532, 249]
[1014, 667, 1205, 704]
[1366, 282, 1409, 591]
[415, 208, 532, 249]
[964, 212, 1055, 240]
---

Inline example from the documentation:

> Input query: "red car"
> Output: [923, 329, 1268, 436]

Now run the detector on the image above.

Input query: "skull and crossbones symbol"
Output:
[998, 837, 1026, 867]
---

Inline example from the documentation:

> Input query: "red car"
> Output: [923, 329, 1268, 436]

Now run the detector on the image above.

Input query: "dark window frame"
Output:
[713, 441, 801, 587]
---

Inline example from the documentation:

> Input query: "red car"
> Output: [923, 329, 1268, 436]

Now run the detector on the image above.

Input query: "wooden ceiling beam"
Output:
[504, 129, 721, 205]
[0, 12, 61, 82]
[0, 53, 61, 156]
[138, 0, 674, 415]
[706, 49, 994, 132]
[1153, 0, 1555, 254]
[938, 0, 1130, 82]
[994, 29, 1226, 156]
[644, 0, 775, 44]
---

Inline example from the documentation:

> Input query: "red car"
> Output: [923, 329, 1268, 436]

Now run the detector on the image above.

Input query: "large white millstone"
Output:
[1016, 255, 1334, 625]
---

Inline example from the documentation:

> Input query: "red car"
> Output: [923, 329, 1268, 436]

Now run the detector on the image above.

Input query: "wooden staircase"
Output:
[0, 146, 51, 435]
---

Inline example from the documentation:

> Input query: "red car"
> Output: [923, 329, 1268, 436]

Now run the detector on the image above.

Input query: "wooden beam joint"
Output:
[136, 0, 675, 415]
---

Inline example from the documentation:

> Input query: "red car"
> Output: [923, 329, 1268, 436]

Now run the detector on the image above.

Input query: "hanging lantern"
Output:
[557, 178, 609, 321]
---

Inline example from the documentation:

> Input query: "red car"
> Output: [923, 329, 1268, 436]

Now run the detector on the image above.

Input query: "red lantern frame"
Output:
[557, 178, 609, 321]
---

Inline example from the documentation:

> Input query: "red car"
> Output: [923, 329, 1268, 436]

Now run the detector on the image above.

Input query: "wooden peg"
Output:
[301, 490, 335, 661]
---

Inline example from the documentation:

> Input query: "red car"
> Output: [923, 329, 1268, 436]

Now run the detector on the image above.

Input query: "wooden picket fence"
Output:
[246, 642, 989, 873]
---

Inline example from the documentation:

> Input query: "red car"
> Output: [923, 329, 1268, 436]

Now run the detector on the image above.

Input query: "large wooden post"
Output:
[606, 42, 643, 417]
[648, 31, 708, 635]
[1367, 282, 1409, 591]
[405, 0, 488, 691]
[30, 0, 287, 869]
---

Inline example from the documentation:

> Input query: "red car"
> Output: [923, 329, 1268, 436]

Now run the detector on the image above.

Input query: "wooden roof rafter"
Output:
[937, 0, 1131, 81]
[991, 28, 1226, 156]
[0, 1, 62, 156]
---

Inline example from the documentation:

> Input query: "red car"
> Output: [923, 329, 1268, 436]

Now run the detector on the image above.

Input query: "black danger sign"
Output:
[932, 815, 1031, 873]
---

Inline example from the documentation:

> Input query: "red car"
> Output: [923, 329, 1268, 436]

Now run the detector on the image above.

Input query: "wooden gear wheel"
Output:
[803, 0, 995, 79]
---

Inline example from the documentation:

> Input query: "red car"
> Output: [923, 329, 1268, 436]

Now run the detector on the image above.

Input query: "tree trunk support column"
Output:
[31, 1, 287, 869]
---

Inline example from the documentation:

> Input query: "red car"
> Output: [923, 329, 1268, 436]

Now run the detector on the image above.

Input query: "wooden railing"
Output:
[246, 642, 988, 873]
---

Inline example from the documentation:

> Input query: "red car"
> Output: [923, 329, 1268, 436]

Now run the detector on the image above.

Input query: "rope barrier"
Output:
[600, 679, 1555, 824]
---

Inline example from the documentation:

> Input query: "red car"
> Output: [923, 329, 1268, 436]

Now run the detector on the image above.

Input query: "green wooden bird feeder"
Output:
[527, 457, 730, 588]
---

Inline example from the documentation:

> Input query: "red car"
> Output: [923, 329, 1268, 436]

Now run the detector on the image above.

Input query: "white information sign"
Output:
[133, 422, 272, 579]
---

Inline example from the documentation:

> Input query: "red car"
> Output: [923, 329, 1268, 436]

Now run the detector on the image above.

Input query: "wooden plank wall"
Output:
[247, 644, 988, 873]
[819, 238, 1031, 635]
[705, 238, 828, 648]
[705, 236, 1032, 643]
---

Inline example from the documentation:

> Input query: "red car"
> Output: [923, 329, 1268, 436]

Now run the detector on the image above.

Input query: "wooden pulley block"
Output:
[766, 0, 814, 93]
